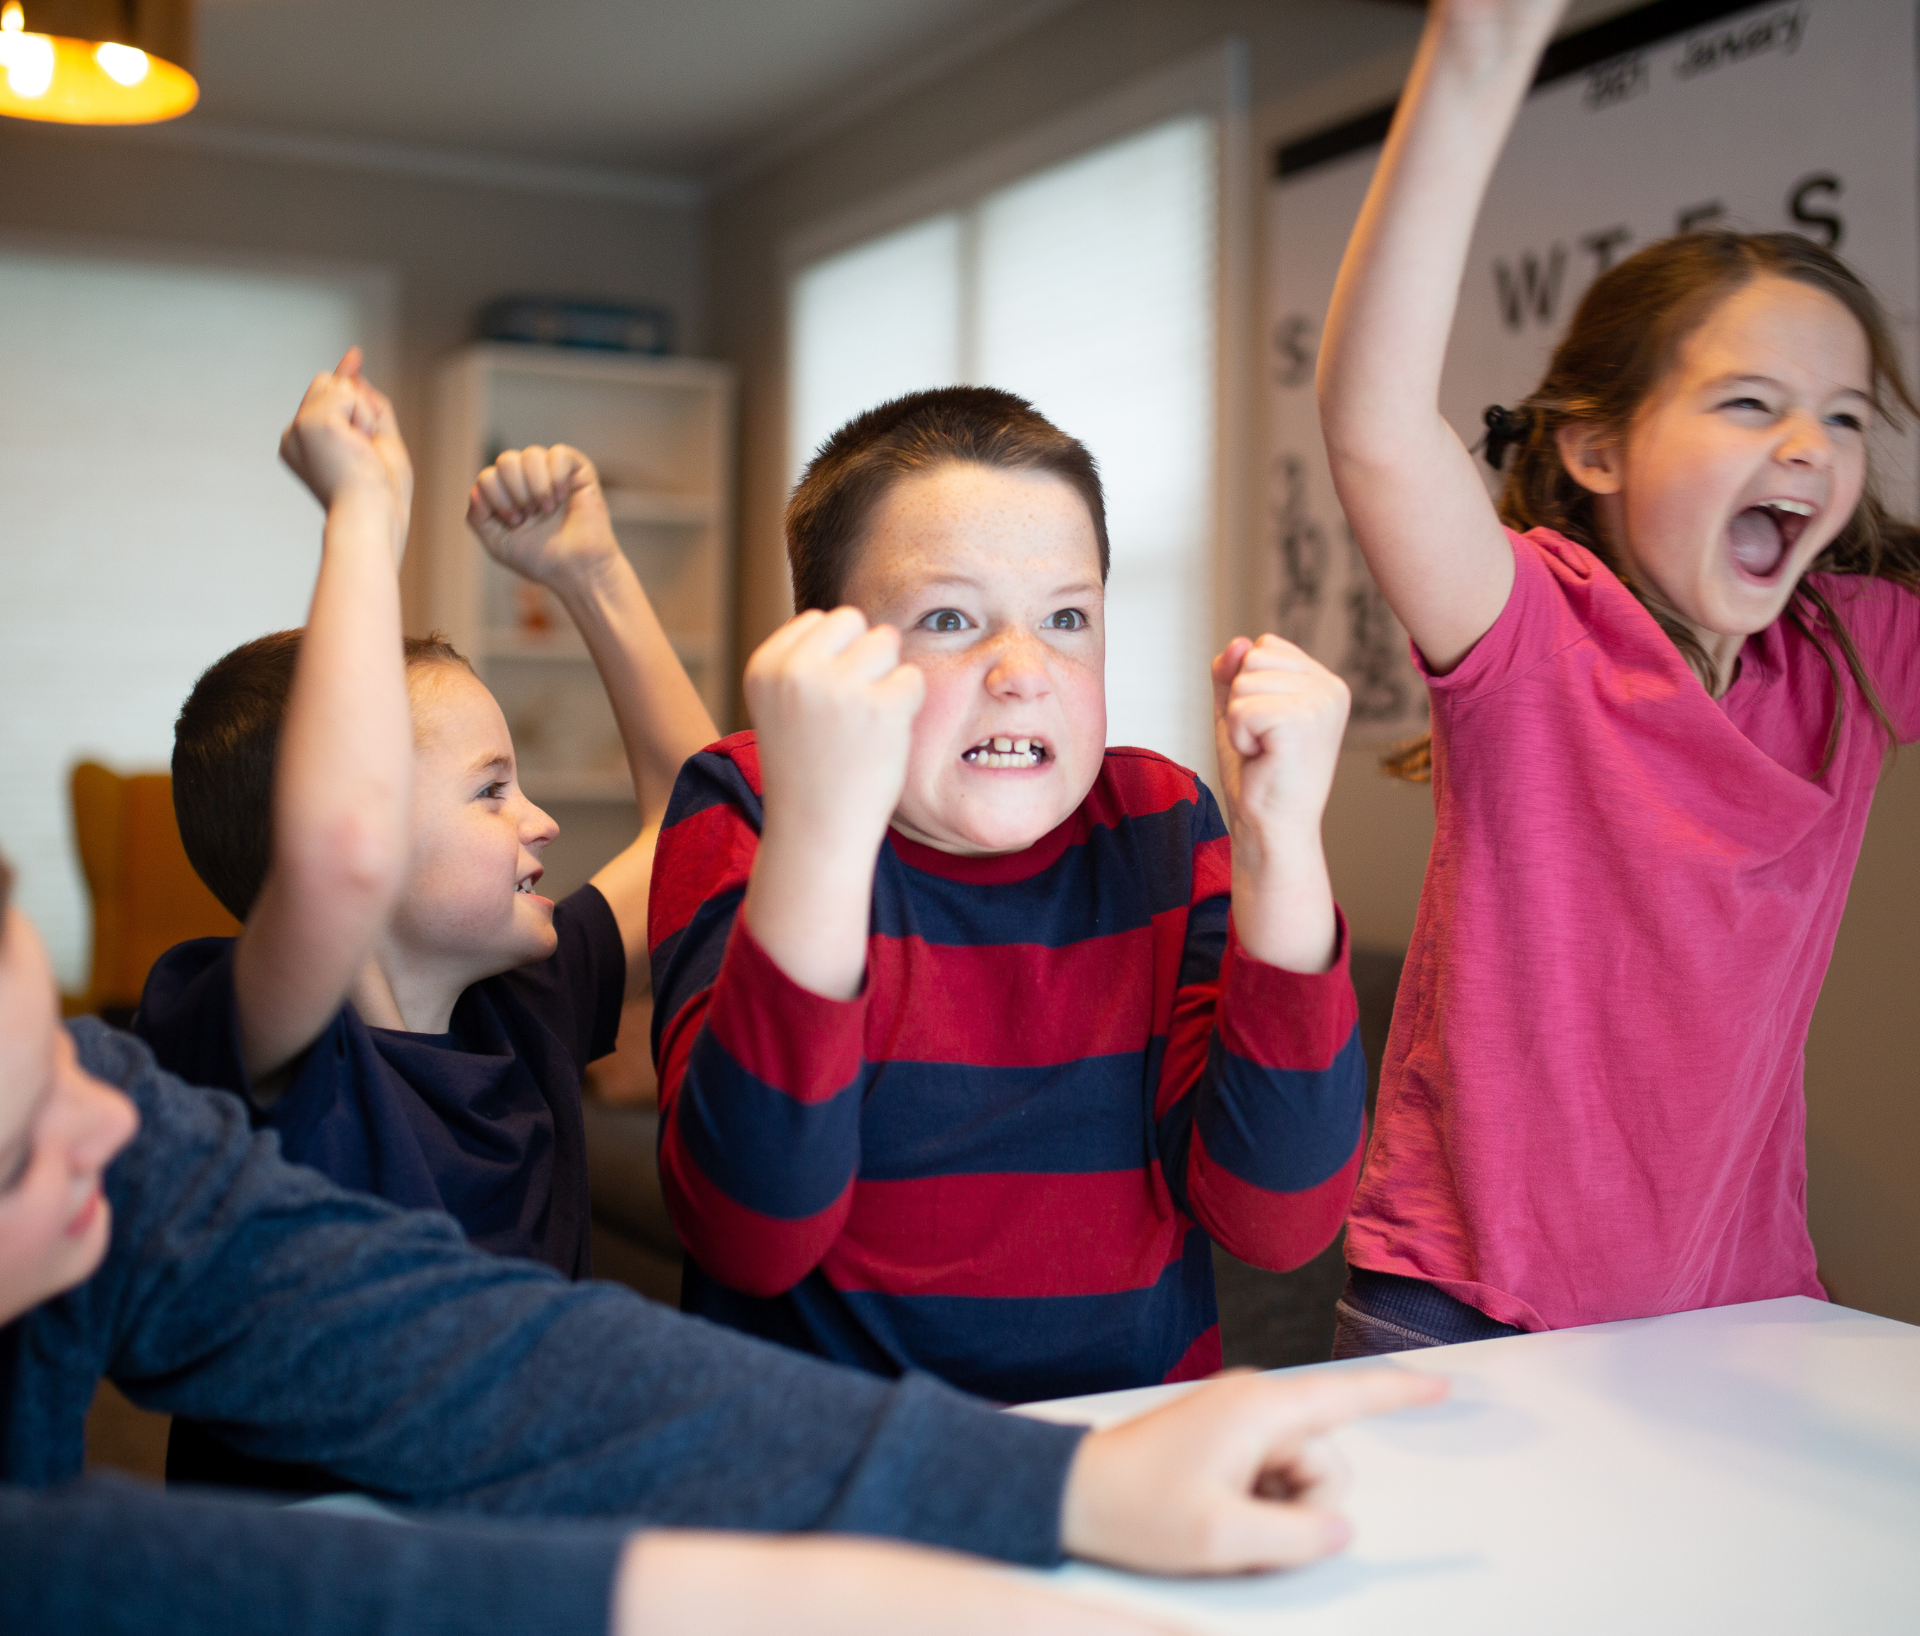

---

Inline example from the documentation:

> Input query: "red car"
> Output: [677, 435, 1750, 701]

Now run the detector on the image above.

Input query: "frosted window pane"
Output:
[975, 116, 1215, 773]
[790, 215, 962, 484]
[0, 253, 369, 989]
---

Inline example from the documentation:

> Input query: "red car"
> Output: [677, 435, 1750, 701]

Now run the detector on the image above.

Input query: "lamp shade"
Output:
[0, 0, 197, 124]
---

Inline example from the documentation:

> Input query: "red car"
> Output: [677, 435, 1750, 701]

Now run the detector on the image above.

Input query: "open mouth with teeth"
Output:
[962, 735, 1049, 769]
[1728, 498, 1816, 581]
[515, 873, 543, 896]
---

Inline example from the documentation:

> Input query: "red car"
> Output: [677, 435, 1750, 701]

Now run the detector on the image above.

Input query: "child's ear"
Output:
[1556, 422, 1624, 496]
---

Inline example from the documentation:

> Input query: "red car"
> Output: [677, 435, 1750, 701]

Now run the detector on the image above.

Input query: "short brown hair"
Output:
[786, 387, 1109, 612]
[172, 630, 469, 920]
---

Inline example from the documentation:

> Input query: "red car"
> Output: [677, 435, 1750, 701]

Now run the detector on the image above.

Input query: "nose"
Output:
[1775, 409, 1835, 471]
[520, 795, 559, 852]
[982, 626, 1053, 701]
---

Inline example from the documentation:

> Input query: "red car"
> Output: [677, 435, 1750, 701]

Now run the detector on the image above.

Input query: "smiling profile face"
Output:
[1570, 275, 1873, 651]
[0, 906, 140, 1326]
[385, 664, 561, 994]
[841, 461, 1107, 857]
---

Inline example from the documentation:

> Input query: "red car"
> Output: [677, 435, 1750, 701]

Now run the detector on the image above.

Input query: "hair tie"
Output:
[1482, 404, 1535, 472]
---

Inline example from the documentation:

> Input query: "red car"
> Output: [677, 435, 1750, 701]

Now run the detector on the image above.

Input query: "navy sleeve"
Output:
[0, 1476, 623, 1636]
[18, 1021, 1082, 1566]
[499, 883, 627, 1070]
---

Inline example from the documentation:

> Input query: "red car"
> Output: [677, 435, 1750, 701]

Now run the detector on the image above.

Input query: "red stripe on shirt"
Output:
[1214, 916, 1357, 1070]
[704, 922, 866, 1105]
[1096, 748, 1201, 827]
[822, 1169, 1187, 1297]
[864, 933, 1155, 1066]
[1162, 1323, 1224, 1383]
[650, 799, 758, 945]
[1188, 1122, 1363, 1272]
[1191, 833, 1231, 905]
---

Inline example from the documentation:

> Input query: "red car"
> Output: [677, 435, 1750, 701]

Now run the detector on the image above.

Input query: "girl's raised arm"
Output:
[1316, 0, 1565, 673]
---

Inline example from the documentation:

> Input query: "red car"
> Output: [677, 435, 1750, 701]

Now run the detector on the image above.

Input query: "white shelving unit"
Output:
[425, 344, 735, 805]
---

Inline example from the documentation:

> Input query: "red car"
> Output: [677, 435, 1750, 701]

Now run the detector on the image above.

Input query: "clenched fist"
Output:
[748, 607, 926, 854]
[467, 444, 620, 592]
[741, 608, 927, 1000]
[1213, 635, 1349, 846]
[278, 347, 411, 552]
[1210, 635, 1349, 973]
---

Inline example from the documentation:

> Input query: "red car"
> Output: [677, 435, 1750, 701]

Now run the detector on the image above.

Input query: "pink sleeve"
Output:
[1822, 575, 1920, 743]
[1417, 529, 1601, 704]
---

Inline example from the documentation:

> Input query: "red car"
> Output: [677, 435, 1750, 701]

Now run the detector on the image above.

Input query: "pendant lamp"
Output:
[0, 0, 197, 124]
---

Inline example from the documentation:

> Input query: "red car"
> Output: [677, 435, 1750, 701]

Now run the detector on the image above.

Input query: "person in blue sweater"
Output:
[0, 857, 1443, 1633]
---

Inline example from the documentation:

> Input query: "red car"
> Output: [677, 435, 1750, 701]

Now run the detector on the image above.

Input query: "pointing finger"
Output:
[1238, 1368, 1447, 1462]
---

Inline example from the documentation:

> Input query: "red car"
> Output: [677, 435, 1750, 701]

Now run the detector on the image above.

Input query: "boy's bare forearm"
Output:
[551, 551, 718, 824]
[1229, 828, 1338, 975]
[236, 483, 412, 1078]
[739, 822, 877, 1002]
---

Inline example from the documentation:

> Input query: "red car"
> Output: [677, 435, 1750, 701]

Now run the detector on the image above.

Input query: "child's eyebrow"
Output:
[913, 575, 1104, 599]
[1704, 373, 1872, 403]
[464, 753, 513, 779]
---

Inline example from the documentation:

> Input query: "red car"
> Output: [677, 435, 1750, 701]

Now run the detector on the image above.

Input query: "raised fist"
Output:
[1211, 634, 1350, 849]
[279, 347, 412, 535]
[467, 444, 620, 590]
[746, 607, 926, 858]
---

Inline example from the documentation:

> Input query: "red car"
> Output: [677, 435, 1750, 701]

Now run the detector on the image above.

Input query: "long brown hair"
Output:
[1385, 231, 1920, 782]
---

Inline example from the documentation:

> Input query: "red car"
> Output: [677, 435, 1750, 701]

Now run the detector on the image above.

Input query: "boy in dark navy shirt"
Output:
[133, 352, 715, 1482]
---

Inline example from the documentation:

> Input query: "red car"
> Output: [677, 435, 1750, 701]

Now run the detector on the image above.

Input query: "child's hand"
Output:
[467, 445, 621, 591]
[746, 608, 926, 857]
[1212, 635, 1349, 849]
[278, 348, 412, 533]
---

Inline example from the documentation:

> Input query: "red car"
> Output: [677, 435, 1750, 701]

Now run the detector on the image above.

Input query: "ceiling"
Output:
[191, 0, 1069, 179]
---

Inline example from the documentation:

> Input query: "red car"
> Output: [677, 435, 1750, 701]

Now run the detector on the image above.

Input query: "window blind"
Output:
[788, 113, 1217, 775]
[0, 251, 377, 988]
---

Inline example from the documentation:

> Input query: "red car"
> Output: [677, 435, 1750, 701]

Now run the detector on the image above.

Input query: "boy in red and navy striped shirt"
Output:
[650, 388, 1364, 1404]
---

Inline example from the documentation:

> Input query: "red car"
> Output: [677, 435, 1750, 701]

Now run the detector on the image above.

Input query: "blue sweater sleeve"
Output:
[0, 1476, 625, 1636]
[2, 1023, 1085, 1614]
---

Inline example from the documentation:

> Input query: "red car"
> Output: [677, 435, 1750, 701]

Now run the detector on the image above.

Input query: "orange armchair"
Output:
[67, 761, 238, 1020]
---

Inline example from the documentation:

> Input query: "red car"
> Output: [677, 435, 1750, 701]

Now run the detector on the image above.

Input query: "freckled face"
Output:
[390, 665, 561, 986]
[1594, 276, 1872, 644]
[841, 463, 1106, 856]
[0, 910, 140, 1325]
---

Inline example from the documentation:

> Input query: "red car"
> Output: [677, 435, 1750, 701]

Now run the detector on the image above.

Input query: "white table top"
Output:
[1017, 1297, 1920, 1634]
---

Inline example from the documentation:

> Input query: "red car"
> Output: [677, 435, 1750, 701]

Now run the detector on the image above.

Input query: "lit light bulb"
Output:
[95, 42, 147, 86]
[0, 28, 52, 100]
[0, 0, 197, 124]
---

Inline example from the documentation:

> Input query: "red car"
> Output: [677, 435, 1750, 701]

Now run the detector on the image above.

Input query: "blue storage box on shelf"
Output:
[477, 296, 674, 355]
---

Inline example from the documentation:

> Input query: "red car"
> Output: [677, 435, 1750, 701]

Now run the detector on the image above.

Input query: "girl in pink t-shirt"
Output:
[1316, 0, 1920, 1353]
